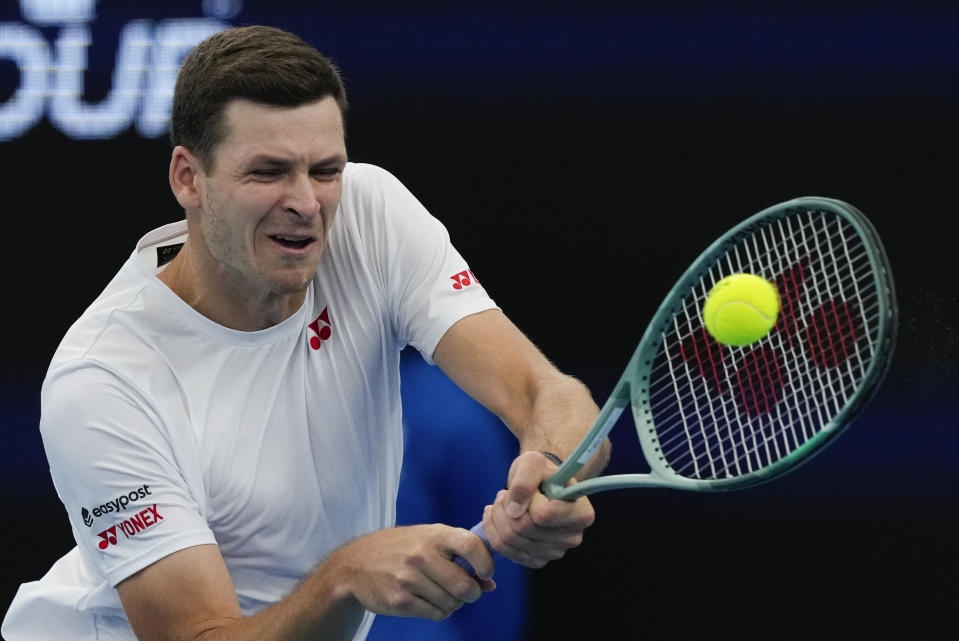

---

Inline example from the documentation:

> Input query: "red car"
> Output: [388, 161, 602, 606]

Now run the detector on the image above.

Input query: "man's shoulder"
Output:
[341, 161, 406, 201]
[48, 264, 169, 382]
[344, 161, 395, 183]
[340, 161, 427, 220]
[337, 162, 416, 231]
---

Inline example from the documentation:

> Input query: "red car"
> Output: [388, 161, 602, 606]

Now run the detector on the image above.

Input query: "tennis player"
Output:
[2, 25, 610, 641]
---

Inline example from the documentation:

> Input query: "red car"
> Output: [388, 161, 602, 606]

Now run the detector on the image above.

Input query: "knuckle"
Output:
[580, 503, 596, 526]
[387, 590, 416, 613]
[404, 550, 428, 572]
[498, 528, 523, 549]
[393, 568, 419, 594]
[529, 509, 551, 528]
[453, 527, 477, 550]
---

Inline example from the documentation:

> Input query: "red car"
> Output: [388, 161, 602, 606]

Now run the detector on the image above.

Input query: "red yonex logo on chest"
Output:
[308, 307, 332, 350]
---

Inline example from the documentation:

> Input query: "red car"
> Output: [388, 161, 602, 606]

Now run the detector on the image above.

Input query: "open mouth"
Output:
[269, 234, 314, 250]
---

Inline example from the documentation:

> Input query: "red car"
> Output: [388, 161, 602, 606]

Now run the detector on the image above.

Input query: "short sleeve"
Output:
[40, 364, 216, 586]
[345, 164, 499, 364]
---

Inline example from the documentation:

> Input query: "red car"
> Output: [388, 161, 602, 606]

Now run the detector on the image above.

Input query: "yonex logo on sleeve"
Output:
[81, 484, 152, 527]
[450, 270, 479, 290]
[96, 504, 164, 550]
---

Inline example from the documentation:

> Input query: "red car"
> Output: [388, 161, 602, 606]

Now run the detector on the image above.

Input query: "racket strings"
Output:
[648, 209, 882, 480]
[695, 223, 870, 474]
[651, 290, 880, 424]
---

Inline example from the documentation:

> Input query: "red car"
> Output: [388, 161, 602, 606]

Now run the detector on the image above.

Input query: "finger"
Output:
[400, 567, 477, 619]
[486, 489, 594, 566]
[385, 528, 486, 617]
[445, 526, 495, 582]
[482, 529, 564, 568]
[504, 452, 558, 518]
[483, 502, 570, 567]
[477, 577, 496, 593]
[371, 565, 463, 621]
[494, 490, 589, 545]
[413, 580, 472, 618]
[525, 490, 596, 531]
[398, 592, 458, 622]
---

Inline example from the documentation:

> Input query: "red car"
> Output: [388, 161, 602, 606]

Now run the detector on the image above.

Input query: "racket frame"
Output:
[542, 196, 898, 500]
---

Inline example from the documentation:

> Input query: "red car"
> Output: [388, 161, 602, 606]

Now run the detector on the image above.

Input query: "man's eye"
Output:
[251, 169, 281, 177]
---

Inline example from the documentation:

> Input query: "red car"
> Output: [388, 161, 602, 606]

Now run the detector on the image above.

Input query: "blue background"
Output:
[2, 2, 957, 639]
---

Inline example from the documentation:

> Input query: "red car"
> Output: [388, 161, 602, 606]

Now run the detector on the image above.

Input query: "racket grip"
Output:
[452, 521, 502, 577]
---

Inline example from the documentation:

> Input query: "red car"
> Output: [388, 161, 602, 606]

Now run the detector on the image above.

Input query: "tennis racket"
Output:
[455, 196, 897, 573]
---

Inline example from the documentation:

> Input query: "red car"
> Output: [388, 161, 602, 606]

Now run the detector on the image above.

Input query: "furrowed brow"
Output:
[311, 154, 348, 169]
[246, 155, 292, 168]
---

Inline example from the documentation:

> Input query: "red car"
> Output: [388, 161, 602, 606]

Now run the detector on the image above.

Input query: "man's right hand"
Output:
[329, 524, 496, 621]
[117, 524, 495, 641]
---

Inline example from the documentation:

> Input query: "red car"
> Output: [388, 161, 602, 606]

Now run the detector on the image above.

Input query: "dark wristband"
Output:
[541, 451, 564, 466]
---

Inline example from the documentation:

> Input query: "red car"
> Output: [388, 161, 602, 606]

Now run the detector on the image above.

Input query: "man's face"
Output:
[192, 96, 347, 299]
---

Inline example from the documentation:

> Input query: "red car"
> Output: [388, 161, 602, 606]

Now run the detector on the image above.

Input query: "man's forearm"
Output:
[514, 374, 610, 481]
[194, 557, 364, 641]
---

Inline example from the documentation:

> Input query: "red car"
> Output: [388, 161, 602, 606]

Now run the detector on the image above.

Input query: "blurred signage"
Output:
[0, 0, 243, 140]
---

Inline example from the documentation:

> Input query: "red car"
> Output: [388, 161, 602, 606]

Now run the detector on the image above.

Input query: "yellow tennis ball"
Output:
[702, 274, 780, 346]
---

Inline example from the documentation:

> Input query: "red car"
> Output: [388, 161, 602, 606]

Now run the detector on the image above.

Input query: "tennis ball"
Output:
[702, 273, 780, 346]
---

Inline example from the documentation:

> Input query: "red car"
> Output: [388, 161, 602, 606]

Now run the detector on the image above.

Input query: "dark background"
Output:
[2, 2, 957, 639]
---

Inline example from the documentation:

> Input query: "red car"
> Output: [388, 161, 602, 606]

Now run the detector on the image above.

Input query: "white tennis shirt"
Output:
[3, 162, 498, 641]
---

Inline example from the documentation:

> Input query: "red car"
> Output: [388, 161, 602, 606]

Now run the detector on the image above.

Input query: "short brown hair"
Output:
[170, 25, 348, 171]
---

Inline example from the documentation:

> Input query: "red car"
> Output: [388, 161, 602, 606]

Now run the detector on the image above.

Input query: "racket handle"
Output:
[452, 521, 502, 577]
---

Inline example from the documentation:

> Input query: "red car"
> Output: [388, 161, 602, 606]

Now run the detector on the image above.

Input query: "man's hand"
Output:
[118, 525, 495, 641]
[330, 524, 496, 621]
[433, 310, 609, 568]
[480, 451, 595, 568]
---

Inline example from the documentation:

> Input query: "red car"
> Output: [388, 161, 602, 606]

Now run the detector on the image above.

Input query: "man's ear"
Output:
[169, 146, 203, 211]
